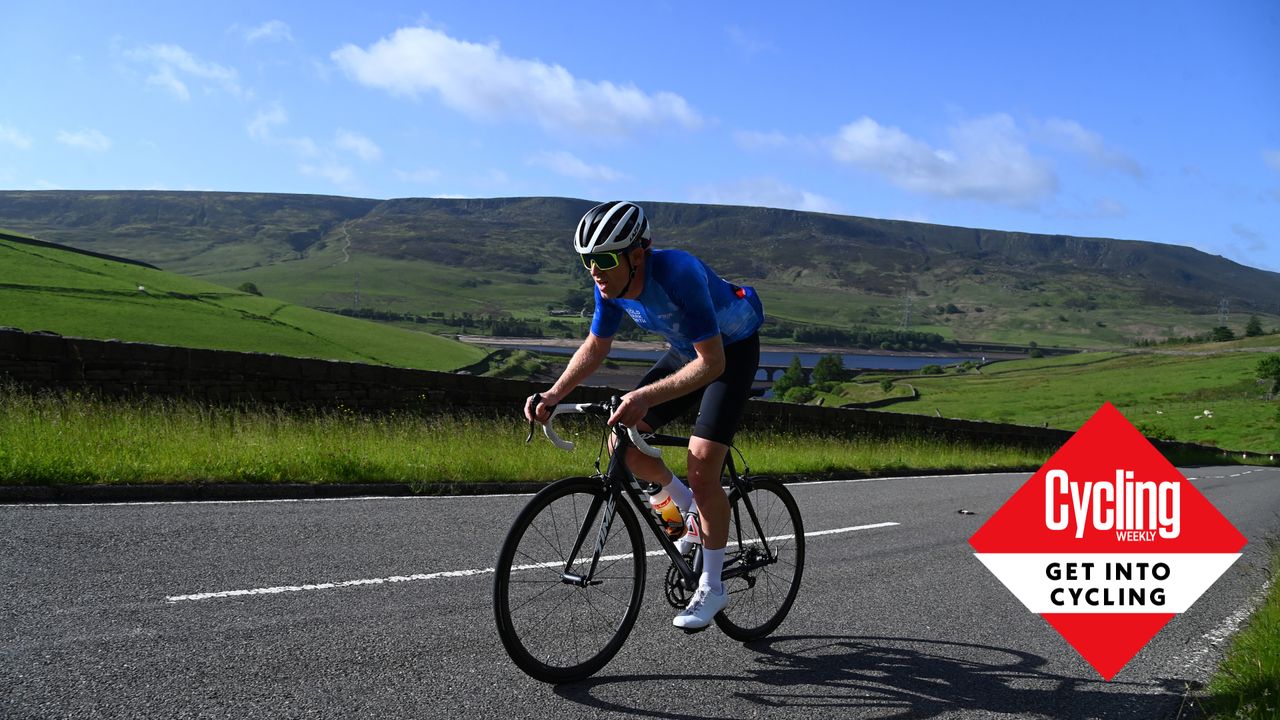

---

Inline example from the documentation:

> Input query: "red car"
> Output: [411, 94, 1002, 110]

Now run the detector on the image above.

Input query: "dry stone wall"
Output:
[0, 328, 1215, 456]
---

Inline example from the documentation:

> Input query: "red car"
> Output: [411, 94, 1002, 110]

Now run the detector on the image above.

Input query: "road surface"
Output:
[3, 466, 1277, 719]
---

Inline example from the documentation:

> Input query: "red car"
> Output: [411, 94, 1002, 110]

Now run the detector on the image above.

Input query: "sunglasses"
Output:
[580, 250, 626, 271]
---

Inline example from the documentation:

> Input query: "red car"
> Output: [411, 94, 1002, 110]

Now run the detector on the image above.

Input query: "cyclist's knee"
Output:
[686, 437, 729, 492]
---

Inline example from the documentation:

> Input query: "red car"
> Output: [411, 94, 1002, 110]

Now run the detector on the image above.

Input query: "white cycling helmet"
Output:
[574, 200, 650, 254]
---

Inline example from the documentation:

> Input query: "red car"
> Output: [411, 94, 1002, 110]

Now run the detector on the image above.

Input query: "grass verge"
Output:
[1199, 548, 1280, 719]
[846, 346, 1280, 453]
[0, 386, 1050, 487]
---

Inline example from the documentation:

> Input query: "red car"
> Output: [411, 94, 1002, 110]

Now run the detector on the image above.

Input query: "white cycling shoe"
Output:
[673, 584, 728, 631]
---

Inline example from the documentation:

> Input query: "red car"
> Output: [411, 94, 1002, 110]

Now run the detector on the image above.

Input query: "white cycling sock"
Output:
[665, 473, 693, 511]
[700, 547, 725, 593]
[674, 498, 701, 554]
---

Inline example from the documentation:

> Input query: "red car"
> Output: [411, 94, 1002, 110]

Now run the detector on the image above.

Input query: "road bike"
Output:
[492, 396, 805, 683]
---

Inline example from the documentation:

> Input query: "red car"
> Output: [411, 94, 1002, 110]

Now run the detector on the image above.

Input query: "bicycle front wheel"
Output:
[493, 476, 645, 683]
[715, 478, 805, 641]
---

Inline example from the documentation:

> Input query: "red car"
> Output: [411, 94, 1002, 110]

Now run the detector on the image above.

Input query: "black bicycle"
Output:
[492, 396, 805, 683]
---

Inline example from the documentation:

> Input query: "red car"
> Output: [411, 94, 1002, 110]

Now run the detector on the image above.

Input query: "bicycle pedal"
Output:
[678, 624, 711, 635]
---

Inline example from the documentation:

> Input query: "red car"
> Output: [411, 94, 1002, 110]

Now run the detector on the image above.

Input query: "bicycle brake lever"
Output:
[525, 393, 543, 444]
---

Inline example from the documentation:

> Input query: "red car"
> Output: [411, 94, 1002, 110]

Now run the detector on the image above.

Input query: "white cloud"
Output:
[528, 150, 624, 182]
[331, 26, 703, 137]
[247, 104, 287, 141]
[249, 104, 358, 187]
[828, 115, 1057, 207]
[125, 44, 244, 101]
[689, 177, 839, 214]
[56, 129, 111, 152]
[1264, 149, 1280, 172]
[0, 125, 32, 149]
[247, 104, 318, 157]
[334, 130, 382, 162]
[245, 20, 294, 44]
[1094, 198, 1128, 218]
[300, 162, 354, 186]
[1039, 118, 1142, 178]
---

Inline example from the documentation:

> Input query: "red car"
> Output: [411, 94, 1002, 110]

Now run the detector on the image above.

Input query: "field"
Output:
[0, 234, 485, 372]
[827, 342, 1280, 452]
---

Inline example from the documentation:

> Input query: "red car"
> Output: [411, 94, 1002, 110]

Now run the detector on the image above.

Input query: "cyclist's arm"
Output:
[606, 335, 725, 431]
[635, 334, 725, 408]
[543, 332, 613, 405]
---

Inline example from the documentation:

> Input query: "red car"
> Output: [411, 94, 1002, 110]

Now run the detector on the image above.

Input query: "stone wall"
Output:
[0, 328, 1220, 456]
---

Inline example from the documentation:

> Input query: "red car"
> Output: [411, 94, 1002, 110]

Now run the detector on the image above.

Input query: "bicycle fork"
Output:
[559, 492, 615, 588]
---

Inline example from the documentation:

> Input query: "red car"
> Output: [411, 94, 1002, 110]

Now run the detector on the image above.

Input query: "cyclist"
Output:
[524, 200, 763, 630]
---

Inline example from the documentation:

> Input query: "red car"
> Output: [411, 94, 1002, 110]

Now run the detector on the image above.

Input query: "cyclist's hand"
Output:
[525, 393, 556, 424]
[607, 392, 649, 428]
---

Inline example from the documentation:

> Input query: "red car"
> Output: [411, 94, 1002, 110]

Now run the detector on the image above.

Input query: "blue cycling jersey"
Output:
[590, 248, 764, 361]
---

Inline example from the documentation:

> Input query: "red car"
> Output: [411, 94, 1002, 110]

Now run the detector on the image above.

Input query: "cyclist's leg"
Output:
[686, 438, 731, 549]
[685, 333, 761, 554]
[672, 334, 760, 628]
[613, 350, 700, 485]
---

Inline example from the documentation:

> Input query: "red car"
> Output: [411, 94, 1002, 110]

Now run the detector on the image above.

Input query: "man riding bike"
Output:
[524, 200, 764, 630]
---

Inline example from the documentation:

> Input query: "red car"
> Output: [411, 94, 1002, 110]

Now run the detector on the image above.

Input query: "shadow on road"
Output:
[553, 634, 1197, 719]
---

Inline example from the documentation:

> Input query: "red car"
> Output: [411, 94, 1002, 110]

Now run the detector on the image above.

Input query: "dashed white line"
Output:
[164, 521, 899, 603]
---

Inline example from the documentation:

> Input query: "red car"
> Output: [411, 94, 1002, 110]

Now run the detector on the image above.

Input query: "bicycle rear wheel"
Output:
[715, 478, 805, 641]
[493, 476, 645, 683]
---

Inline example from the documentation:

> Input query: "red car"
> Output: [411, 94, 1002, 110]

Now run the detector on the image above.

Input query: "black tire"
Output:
[714, 478, 805, 641]
[493, 477, 646, 683]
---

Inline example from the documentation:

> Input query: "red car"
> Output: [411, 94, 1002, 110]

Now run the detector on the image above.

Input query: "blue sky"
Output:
[2, 1, 1278, 270]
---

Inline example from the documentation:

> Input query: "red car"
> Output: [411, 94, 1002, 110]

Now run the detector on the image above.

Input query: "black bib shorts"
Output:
[637, 332, 760, 446]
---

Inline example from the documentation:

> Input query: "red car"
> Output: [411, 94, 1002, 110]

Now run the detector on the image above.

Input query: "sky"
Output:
[2, 1, 1278, 271]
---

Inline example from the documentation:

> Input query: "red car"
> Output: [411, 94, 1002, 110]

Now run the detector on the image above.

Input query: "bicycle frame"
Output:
[558, 418, 777, 594]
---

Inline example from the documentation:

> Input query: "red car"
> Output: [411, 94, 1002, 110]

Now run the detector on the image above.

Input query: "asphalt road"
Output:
[3, 466, 1278, 720]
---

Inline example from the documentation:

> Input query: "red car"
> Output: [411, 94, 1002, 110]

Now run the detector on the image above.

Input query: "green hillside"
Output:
[842, 340, 1280, 452]
[3, 191, 1279, 349]
[0, 231, 485, 371]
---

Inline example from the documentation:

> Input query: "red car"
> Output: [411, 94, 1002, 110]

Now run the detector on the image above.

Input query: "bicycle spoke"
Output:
[495, 479, 646, 682]
[509, 571, 576, 609]
[713, 480, 804, 641]
[581, 589, 623, 635]
[527, 518, 566, 562]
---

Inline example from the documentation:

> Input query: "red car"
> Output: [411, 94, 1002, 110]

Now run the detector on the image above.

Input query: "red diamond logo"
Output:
[970, 402, 1247, 680]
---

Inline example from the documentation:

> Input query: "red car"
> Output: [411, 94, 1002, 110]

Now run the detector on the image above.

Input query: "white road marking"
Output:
[164, 521, 899, 603]
[1179, 577, 1274, 673]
